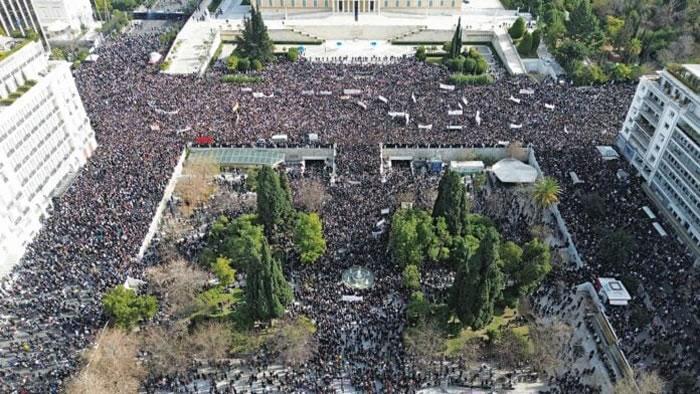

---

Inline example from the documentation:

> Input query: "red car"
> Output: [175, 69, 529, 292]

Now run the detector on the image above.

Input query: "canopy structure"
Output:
[491, 158, 538, 183]
[189, 148, 285, 167]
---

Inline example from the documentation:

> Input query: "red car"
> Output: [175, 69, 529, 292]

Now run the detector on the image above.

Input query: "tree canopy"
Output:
[449, 228, 505, 329]
[432, 170, 469, 236]
[102, 285, 158, 330]
[245, 238, 292, 321]
[294, 212, 327, 265]
[235, 7, 274, 65]
[256, 166, 294, 238]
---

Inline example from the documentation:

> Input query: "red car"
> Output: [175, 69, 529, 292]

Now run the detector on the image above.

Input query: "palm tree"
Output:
[532, 177, 561, 209]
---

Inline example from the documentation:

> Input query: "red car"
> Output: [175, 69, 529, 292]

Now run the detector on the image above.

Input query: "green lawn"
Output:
[445, 307, 526, 356]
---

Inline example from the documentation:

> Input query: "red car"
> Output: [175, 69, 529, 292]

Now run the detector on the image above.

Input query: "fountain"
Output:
[341, 266, 375, 290]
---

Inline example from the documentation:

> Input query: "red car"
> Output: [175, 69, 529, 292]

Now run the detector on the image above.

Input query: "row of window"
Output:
[655, 163, 700, 227]
[265, 0, 453, 6]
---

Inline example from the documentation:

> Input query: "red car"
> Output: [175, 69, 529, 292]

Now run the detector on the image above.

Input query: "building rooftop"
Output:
[684, 64, 700, 79]
[666, 64, 700, 94]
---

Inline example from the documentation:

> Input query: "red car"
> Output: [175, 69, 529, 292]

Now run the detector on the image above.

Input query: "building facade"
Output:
[0, 0, 46, 44]
[0, 40, 96, 275]
[616, 64, 700, 253]
[32, 0, 95, 40]
[255, 0, 460, 14]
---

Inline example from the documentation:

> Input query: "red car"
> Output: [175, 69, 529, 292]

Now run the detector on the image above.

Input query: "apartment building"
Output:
[616, 64, 700, 254]
[0, 39, 96, 275]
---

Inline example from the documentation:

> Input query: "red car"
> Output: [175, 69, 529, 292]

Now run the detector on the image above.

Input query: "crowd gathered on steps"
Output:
[0, 29, 696, 393]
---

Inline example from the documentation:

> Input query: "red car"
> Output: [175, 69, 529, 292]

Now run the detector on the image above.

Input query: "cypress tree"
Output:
[235, 7, 274, 64]
[245, 238, 292, 321]
[432, 170, 469, 236]
[256, 166, 293, 238]
[450, 17, 462, 59]
[449, 228, 504, 329]
[567, 0, 599, 42]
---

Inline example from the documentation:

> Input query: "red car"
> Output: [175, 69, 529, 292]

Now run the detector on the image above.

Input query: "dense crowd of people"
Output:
[0, 27, 696, 393]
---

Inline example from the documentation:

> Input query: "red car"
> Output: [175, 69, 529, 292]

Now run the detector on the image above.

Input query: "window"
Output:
[407, 0, 410, 6]
[303, 0, 306, 6]
[417, 0, 421, 5]
[291, 0, 295, 6]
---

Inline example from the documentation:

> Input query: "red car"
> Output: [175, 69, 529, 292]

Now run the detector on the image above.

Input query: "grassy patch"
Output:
[221, 74, 262, 84]
[426, 56, 442, 64]
[449, 73, 494, 86]
[445, 307, 520, 356]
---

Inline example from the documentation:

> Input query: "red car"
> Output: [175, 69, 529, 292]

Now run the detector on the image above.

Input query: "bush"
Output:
[517, 31, 533, 56]
[415, 45, 427, 61]
[610, 63, 633, 81]
[251, 58, 263, 71]
[573, 62, 609, 85]
[159, 60, 171, 71]
[226, 54, 239, 73]
[287, 47, 299, 62]
[531, 29, 541, 55]
[449, 73, 494, 85]
[221, 74, 262, 84]
[463, 57, 476, 73]
[508, 17, 526, 39]
[237, 57, 250, 72]
[407, 291, 431, 325]
[446, 56, 465, 72]
[474, 58, 488, 75]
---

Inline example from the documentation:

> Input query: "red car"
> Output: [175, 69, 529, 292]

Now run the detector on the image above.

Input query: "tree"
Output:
[403, 264, 421, 291]
[235, 7, 274, 64]
[509, 17, 526, 39]
[294, 212, 327, 265]
[530, 29, 542, 55]
[615, 369, 666, 394]
[503, 239, 551, 305]
[567, 0, 600, 42]
[404, 321, 446, 371]
[189, 322, 232, 361]
[102, 285, 157, 330]
[517, 31, 534, 56]
[226, 54, 239, 73]
[295, 179, 328, 212]
[66, 328, 145, 394]
[237, 57, 250, 72]
[147, 259, 209, 318]
[245, 238, 292, 322]
[142, 323, 191, 376]
[433, 170, 469, 236]
[449, 17, 463, 59]
[598, 228, 635, 266]
[271, 316, 317, 366]
[175, 156, 219, 216]
[449, 228, 504, 329]
[555, 39, 590, 72]
[390, 209, 447, 267]
[252, 58, 263, 71]
[415, 45, 427, 61]
[287, 47, 299, 62]
[406, 291, 432, 325]
[605, 15, 625, 47]
[256, 166, 294, 238]
[532, 177, 561, 209]
[390, 209, 424, 267]
[212, 257, 236, 286]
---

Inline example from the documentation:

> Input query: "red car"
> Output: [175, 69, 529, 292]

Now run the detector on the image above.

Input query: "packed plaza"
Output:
[0, 5, 699, 393]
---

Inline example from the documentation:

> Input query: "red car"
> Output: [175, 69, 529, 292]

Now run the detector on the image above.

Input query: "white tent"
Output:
[491, 158, 538, 184]
[148, 52, 162, 64]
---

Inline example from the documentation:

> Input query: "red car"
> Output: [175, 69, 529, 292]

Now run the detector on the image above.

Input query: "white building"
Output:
[616, 64, 700, 254]
[31, 0, 95, 40]
[0, 0, 47, 45]
[0, 39, 96, 276]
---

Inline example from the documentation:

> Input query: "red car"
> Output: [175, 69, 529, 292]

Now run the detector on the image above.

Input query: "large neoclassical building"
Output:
[255, 0, 460, 14]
